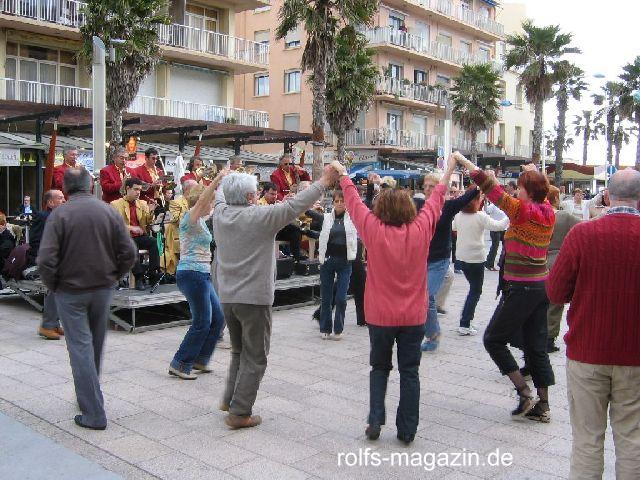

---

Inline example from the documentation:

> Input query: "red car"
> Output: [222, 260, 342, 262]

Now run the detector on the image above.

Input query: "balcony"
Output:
[0, 0, 85, 38]
[509, 144, 532, 158]
[375, 77, 446, 108]
[0, 78, 269, 128]
[342, 128, 442, 150]
[455, 136, 504, 155]
[383, 0, 504, 40]
[157, 23, 269, 72]
[361, 27, 501, 71]
[0, 0, 269, 71]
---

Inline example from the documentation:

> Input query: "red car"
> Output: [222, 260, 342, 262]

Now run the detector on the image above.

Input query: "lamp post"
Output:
[92, 36, 106, 199]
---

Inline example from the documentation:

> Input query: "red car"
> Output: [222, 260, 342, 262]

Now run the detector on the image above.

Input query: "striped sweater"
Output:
[471, 170, 555, 282]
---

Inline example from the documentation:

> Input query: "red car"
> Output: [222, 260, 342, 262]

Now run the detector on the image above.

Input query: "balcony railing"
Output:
[157, 23, 269, 67]
[0, 0, 86, 27]
[128, 95, 269, 127]
[0, 78, 270, 128]
[455, 137, 504, 155]
[510, 144, 532, 158]
[406, 0, 504, 37]
[376, 77, 446, 106]
[343, 128, 442, 150]
[361, 27, 500, 70]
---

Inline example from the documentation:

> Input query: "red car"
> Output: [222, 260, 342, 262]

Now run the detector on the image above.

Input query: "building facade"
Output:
[0, 0, 271, 127]
[235, 0, 509, 161]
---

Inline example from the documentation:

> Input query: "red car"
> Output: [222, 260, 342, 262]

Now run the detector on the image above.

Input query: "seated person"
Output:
[0, 212, 16, 265]
[155, 187, 174, 217]
[110, 178, 160, 289]
[27, 190, 65, 267]
[270, 154, 311, 200]
[15, 195, 34, 216]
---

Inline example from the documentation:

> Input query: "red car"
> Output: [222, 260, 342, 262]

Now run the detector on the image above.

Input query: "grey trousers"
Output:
[547, 303, 565, 340]
[41, 292, 60, 330]
[55, 288, 114, 428]
[222, 303, 272, 416]
[436, 264, 454, 309]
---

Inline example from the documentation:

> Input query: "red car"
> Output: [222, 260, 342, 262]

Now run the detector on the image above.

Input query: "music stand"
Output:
[150, 211, 172, 293]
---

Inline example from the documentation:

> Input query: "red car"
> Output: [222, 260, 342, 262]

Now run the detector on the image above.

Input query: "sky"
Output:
[502, 0, 639, 166]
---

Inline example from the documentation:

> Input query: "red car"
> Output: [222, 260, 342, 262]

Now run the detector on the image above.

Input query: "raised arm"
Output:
[190, 170, 227, 223]
[413, 154, 455, 233]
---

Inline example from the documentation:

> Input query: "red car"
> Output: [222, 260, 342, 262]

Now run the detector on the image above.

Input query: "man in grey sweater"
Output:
[214, 166, 339, 428]
[38, 168, 137, 430]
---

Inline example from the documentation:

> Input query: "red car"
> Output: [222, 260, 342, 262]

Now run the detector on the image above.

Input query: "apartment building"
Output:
[0, 0, 271, 127]
[495, 2, 535, 160]
[235, 0, 505, 160]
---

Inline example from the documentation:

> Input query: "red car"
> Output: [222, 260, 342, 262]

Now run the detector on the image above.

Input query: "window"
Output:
[436, 32, 452, 46]
[414, 69, 427, 84]
[478, 45, 491, 61]
[387, 112, 402, 131]
[460, 40, 472, 55]
[415, 21, 429, 40]
[435, 118, 445, 137]
[284, 28, 301, 48]
[283, 114, 300, 132]
[498, 123, 506, 146]
[389, 64, 403, 80]
[515, 84, 524, 108]
[185, 4, 219, 32]
[254, 73, 269, 96]
[388, 14, 405, 31]
[254, 30, 270, 45]
[514, 126, 522, 146]
[436, 74, 451, 86]
[284, 70, 301, 93]
[413, 115, 427, 134]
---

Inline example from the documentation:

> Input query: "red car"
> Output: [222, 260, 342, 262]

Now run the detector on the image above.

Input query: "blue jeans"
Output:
[368, 323, 425, 436]
[459, 261, 484, 328]
[424, 258, 450, 339]
[171, 270, 225, 373]
[319, 256, 352, 334]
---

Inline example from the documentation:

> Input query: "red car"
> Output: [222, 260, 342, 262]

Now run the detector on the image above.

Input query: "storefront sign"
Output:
[0, 148, 20, 167]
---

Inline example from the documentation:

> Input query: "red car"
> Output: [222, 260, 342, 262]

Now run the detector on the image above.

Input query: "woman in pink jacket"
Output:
[331, 157, 455, 444]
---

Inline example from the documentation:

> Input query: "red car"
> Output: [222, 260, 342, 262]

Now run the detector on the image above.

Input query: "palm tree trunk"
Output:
[337, 132, 345, 165]
[606, 110, 615, 166]
[111, 110, 123, 147]
[582, 112, 591, 166]
[532, 100, 544, 164]
[311, 61, 327, 180]
[470, 131, 478, 164]
[554, 89, 567, 186]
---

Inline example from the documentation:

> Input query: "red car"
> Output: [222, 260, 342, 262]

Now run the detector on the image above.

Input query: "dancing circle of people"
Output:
[16, 148, 639, 480]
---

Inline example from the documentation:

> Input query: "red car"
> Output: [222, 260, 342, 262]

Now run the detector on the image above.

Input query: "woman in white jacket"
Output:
[318, 190, 358, 340]
[453, 192, 509, 336]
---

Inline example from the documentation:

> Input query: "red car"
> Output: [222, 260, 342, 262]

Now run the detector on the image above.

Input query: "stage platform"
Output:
[4, 274, 320, 333]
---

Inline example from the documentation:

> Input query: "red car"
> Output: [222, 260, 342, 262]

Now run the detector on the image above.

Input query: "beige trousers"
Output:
[567, 359, 640, 480]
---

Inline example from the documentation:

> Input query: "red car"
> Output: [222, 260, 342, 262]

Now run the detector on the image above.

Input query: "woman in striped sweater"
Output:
[455, 153, 555, 423]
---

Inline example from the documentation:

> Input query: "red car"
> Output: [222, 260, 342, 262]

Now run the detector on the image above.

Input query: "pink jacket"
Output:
[340, 177, 445, 326]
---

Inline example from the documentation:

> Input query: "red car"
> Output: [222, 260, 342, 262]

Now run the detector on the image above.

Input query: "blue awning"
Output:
[353, 169, 424, 181]
[481, 0, 498, 6]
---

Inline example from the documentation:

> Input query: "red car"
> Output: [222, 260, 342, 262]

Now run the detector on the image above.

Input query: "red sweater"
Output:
[547, 211, 640, 366]
[341, 176, 445, 326]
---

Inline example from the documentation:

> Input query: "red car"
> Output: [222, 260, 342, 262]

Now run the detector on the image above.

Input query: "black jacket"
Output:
[0, 228, 16, 263]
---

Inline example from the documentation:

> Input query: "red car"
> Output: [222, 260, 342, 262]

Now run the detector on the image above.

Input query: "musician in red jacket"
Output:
[99, 147, 131, 203]
[131, 148, 164, 203]
[270, 154, 311, 200]
[52, 147, 79, 192]
[180, 156, 211, 186]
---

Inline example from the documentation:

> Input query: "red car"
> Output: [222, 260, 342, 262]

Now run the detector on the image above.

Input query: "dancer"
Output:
[318, 190, 358, 340]
[453, 191, 509, 335]
[169, 171, 228, 379]
[214, 167, 339, 429]
[456, 152, 555, 422]
[332, 156, 455, 444]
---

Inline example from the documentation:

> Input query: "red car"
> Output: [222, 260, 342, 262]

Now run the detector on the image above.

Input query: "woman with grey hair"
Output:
[169, 170, 228, 380]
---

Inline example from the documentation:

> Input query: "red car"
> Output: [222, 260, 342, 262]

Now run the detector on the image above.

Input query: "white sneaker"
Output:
[457, 326, 478, 336]
[332, 333, 343, 341]
[321, 333, 331, 340]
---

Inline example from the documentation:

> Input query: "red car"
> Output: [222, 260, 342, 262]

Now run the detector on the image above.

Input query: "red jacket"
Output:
[180, 172, 211, 186]
[547, 210, 640, 366]
[131, 164, 164, 203]
[100, 164, 131, 203]
[270, 166, 311, 200]
[52, 163, 72, 191]
[341, 176, 445, 326]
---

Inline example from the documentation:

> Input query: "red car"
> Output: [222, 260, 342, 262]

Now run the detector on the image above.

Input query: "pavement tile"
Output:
[113, 411, 191, 440]
[100, 434, 173, 464]
[226, 457, 309, 480]
[225, 429, 319, 464]
[138, 454, 235, 480]
[162, 431, 256, 469]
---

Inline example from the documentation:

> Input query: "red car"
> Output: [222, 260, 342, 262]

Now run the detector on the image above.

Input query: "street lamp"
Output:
[92, 36, 106, 200]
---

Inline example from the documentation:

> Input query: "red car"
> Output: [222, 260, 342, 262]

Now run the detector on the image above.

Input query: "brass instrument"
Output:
[195, 159, 218, 182]
[235, 165, 256, 175]
[119, 169, 132, 196]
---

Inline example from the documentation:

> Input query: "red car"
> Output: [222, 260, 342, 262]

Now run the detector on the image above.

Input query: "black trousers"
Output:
[483, 281, 555, 388]
[349, 240, 366, 325]
[276, 224, 302, 260]
[485, 230, 505, 268]
[132, 235, 160, 277]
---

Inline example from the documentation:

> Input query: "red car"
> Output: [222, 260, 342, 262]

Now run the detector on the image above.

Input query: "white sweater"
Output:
[453, 211, 510, 263]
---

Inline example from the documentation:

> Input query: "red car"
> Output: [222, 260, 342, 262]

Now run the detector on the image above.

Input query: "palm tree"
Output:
[593, 81, 624, 168]
[504, 21, 580, 163]
[613, 122, 634, 168]
[79, 0, 170, 146]
[326, 27, 379, 164]
[573, 110, 604, 165]
[276, 0, 378, 179]
[449, 63, 503, 163]
[619, 56, 640, 169]
[553, 62, 586, 185]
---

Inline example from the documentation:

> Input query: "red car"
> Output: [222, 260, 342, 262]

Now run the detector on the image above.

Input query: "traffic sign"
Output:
[437, 146, 444, 158]
[606, 165, 617, 175]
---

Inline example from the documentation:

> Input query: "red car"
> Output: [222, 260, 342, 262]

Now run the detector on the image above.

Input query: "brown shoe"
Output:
[38, 327, 60, 340]
[55, 327, 64, 336]
[224, 413, 262, 429]
[219, 402, 230, 412]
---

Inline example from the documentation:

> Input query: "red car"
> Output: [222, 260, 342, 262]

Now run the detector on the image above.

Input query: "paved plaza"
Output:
[0, 271, 617, 479]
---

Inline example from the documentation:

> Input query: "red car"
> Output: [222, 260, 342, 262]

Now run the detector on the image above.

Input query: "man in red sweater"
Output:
[547, 168, 640, 480]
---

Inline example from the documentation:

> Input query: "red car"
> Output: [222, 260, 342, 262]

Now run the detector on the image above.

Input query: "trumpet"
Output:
[236, 165, 257, 175]
[195, 162, 218, 181]
[119, 169, 132, 196]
